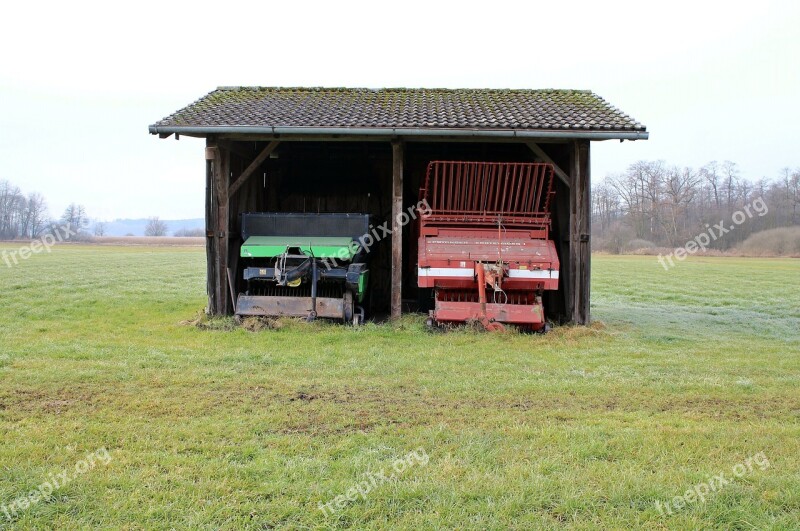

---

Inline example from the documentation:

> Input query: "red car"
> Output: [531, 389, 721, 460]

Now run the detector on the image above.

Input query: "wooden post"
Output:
[578, 140, 591, 324]
[391, 140, 404, 320]
[205, 142, 217, 314]
[569, 139, 591, 325]
[214, 145, 231, 315]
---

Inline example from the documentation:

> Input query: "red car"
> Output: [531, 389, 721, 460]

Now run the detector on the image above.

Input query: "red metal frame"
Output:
[419, 161, 555, 231]
[417, 161, 560, 330]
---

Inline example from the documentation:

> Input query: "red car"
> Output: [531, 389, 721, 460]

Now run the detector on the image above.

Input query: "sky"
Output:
[1, 0, 798, 221]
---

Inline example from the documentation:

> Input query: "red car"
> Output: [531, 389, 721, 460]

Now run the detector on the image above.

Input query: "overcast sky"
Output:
[1, 1, 798, 221]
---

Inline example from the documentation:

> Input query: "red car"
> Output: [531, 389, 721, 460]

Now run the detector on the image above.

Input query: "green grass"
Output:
[0, 245, 798, 529]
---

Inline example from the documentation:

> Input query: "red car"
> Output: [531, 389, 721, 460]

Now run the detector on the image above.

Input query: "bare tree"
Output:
[700, 161, 721, 209]
[591, 181, 621, 234]
[0, 182, 52, 239]
[0, 180, 25, 239]
[609, 160, 666, 241]
[94, 221, 107, 237]
[660, 166, 700, 246]
[23, 193, 48, 238]
[721, 160, 740, 210]
[738, 179, 753, 206]
[60, 203, 88, 236]
[145, 217, 168, 237]
[782, 168, 800, 225]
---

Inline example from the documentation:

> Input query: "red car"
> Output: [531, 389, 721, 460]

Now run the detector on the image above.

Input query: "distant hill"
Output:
[94, 218, 204, 237]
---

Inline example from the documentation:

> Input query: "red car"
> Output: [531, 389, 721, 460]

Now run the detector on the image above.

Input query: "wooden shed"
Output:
[149, 87, 647, 324]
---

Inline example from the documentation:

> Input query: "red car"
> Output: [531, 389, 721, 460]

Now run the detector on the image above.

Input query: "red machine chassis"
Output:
[417, 161, 560, 330]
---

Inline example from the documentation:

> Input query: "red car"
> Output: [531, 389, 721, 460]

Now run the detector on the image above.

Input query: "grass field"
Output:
[0, 245, 798, 529]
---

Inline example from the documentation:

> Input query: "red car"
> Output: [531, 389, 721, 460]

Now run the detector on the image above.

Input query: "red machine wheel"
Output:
[484, 320, 506, 332]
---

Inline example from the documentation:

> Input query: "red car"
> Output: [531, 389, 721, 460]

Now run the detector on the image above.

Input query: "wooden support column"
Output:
[204, 142, 217, 314]
[213, 145, 231, 315]
[391, 140, 404, 320]
[569, 139, 591, 325]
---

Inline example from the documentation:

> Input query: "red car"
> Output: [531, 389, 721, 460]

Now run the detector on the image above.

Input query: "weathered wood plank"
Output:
[228, 140, 280, 198]
[391, 140, 404, 320]
[568, 139, 591, 325]
[526, 142, 570, 187]
[215, 146, 231, 315]
[226, 267, 237, 314]
[205, 141, 217, 314]
[577, 140, 591, 325]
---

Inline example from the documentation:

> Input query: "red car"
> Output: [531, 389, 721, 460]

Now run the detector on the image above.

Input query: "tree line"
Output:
[1, 179, 204, 239]
[1, 179, 95, 240]
[0, 180, 51, 239]
[592, 161, 800, 252]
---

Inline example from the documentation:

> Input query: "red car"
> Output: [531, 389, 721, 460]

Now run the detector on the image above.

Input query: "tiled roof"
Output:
[150, 87, 647, 137]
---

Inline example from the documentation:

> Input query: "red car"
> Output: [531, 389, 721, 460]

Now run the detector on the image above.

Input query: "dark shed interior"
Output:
[217, 140, 573, 320]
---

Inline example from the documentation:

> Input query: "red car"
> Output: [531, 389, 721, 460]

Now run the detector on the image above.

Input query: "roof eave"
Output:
[148, 125, 649, 141]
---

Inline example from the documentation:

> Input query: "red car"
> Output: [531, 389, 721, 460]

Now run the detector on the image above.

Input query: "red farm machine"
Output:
[417, 161, 560, 332]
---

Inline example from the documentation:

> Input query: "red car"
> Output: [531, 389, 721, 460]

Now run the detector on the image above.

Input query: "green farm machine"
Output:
[235, 212, 370, 324]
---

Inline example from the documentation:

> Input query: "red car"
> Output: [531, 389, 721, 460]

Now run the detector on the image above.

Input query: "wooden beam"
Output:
[217, 139, 259, 160]
[226, 267, 237, 314]
[217, 134, 569, 144]
[578, 140, 591, 324]
[228, 140, 280, 198]
[569, 140, 591, 325]
[391, 140, 404, 320]
[525, 142, 570, 187]
[215, 146, 231, 315]
[205, 142, 217, 314]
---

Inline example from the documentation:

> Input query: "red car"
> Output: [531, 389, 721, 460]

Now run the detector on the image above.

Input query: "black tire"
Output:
[343, 291, 354, 323]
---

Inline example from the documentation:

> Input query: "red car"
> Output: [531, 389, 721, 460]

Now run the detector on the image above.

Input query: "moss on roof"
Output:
[151, 87, 646, 132]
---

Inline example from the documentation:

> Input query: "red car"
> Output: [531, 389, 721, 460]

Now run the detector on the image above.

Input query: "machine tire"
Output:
[343, 291, 354, 324]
